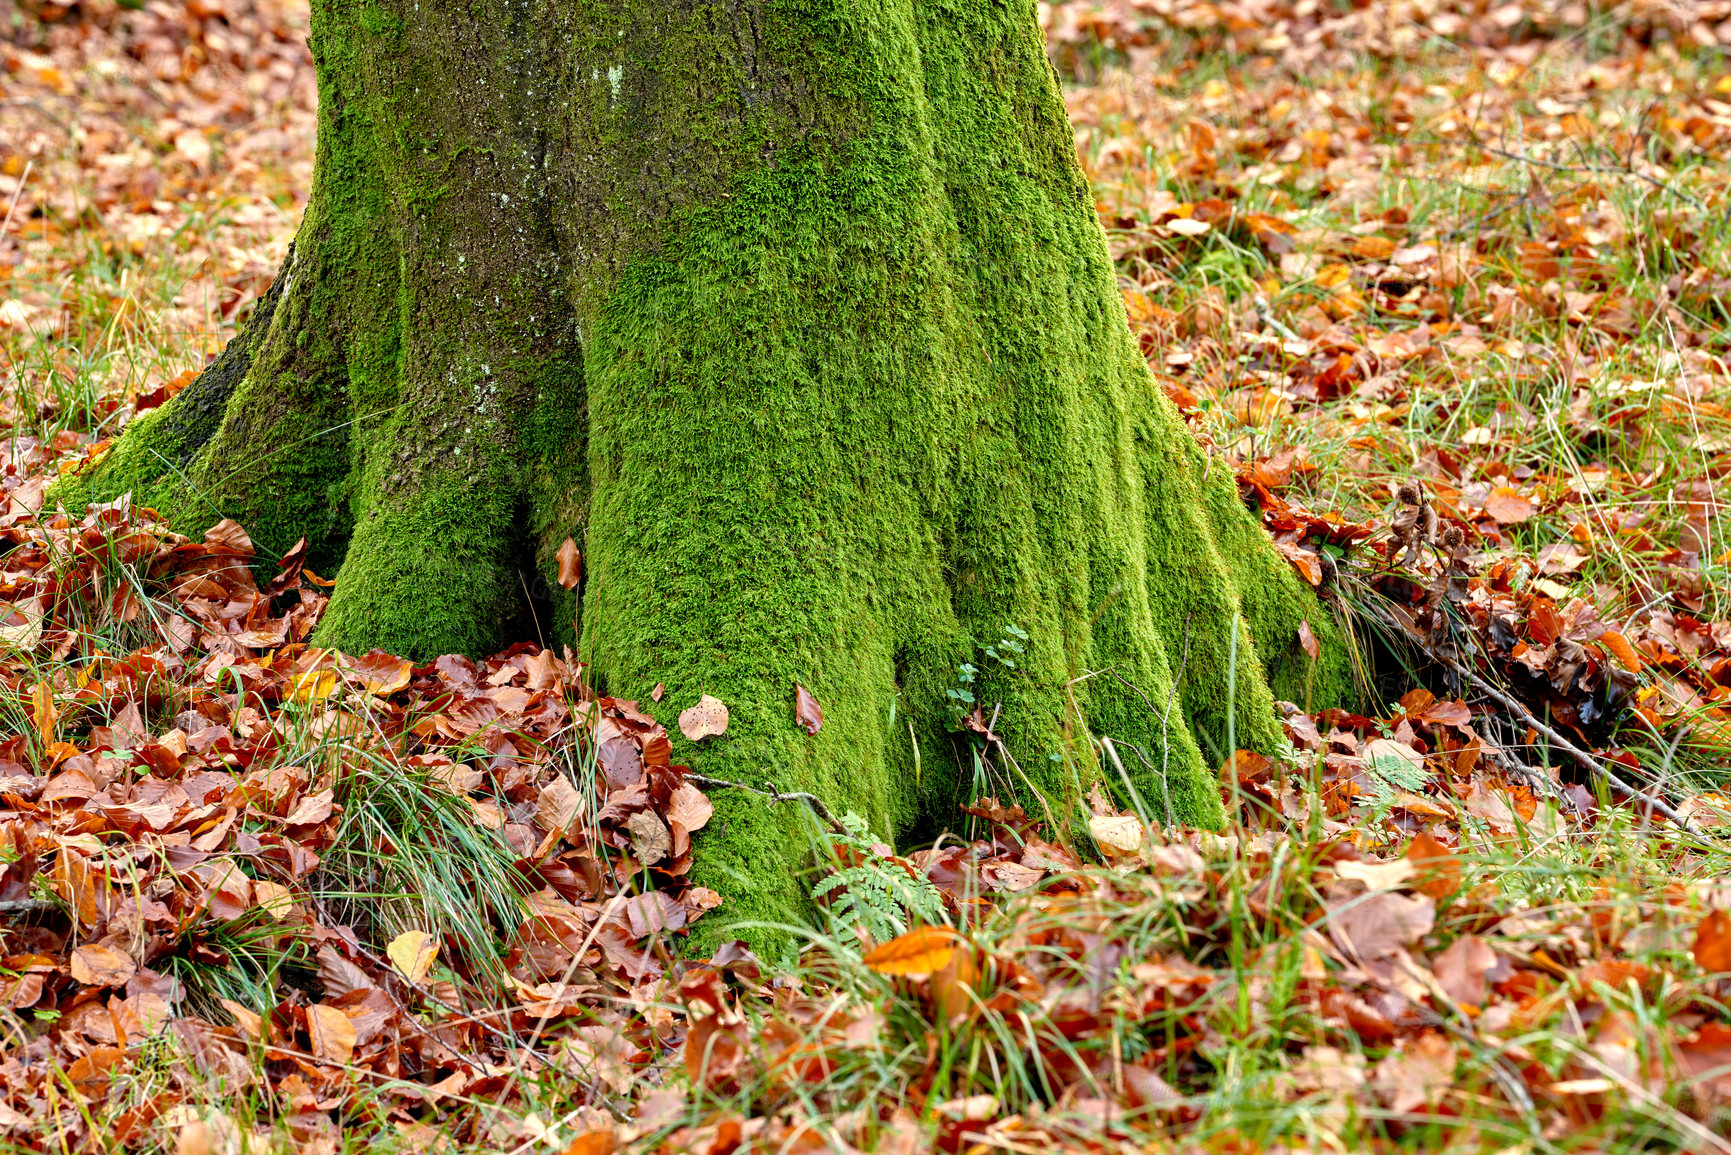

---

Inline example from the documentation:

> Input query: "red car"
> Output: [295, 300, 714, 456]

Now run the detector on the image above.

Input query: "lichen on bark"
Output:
[56, 0, 1354, 956]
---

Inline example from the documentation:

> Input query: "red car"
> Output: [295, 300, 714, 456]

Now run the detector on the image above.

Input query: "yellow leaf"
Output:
[287, 669, 337, 703]
[862, 925, 956, 977]
[30, 681, 56, 746]
[307, 1003, 356, 1064]
[386, 929, 439, 985]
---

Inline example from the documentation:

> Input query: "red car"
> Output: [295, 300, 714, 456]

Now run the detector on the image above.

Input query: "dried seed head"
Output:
[1397, 481, 1421, 506]
[1442, 525, 1465, 550]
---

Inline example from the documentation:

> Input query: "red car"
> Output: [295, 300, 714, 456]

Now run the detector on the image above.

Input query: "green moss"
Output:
[71, 0, 1356, 958]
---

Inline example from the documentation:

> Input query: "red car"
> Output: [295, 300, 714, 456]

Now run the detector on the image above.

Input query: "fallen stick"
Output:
[683, 772, 849, 837]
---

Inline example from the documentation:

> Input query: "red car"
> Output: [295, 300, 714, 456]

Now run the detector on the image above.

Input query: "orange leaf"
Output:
[30, 681, 55, 747]
[1696, 909, 1731, 974]
[69, 944, 135, 988]
[1599, 629, 1643, 674]
[1404, 830, 1461, 899]
[1483, 487, 1535, 524]
[307, 1003, 357, 1064]
[863, 926, 956, 977]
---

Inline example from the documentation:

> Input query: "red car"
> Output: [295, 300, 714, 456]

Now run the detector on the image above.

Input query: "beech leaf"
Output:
[556, 537, 583, 590]
[794, 684, 823, 735]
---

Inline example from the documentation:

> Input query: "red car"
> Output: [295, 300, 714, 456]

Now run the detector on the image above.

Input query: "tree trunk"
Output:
[59, 0, 1350, 950]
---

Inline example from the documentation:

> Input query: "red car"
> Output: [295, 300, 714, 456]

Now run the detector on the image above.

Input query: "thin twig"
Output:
[683, 772, 848, 837]
[1452, 135, 1707, 211]
[1364, 603, 1699, 836]
[0, 898, 55, 916]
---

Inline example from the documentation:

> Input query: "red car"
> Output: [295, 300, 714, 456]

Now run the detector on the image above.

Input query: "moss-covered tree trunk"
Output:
[63, 0, 1348, 947]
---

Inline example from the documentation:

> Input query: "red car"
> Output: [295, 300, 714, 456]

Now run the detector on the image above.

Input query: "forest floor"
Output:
[2, 0, 1731, 1151]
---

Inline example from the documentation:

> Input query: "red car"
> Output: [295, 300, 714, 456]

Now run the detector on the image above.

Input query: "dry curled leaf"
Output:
[627, 810, 672, 866]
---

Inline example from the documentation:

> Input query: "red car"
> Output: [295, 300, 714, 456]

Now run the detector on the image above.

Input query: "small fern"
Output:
[812, 812, 946, 948]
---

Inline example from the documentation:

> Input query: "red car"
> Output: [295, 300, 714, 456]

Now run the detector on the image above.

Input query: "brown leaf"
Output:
[1373, 1031, 1456, 1114]
[1431, 934, 1498, 1007]
[1483, 487, 1535, 524]
[307, 1003, 357, 1064]
[1298, 620, 1321, 661]
[794, 684, 823, 735]
[651, 682, 665, 702]
[536, 775, 585, 841]
[678, 694, 729, 742]
[627, 810, 672, 867]
[667, 782, 713, 835]
[1327, 891, 1434, 963]
[556, 538, 583, 590]
[1695, 909, 1731, 975]
[69, 944, 135, 987]
[203, 519, 255, 557]
[863, 926, 955, 976]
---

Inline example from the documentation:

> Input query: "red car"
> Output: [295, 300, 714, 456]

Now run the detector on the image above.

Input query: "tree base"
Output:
[54, 0, 1355, 954]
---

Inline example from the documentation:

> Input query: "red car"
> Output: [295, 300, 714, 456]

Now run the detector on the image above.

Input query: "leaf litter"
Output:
[0, 0, 1729, 1151]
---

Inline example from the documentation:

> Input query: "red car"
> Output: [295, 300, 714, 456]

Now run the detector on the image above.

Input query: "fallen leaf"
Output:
[536, 775, 585, 840]
[863, 926, 956, 976]
[307, 1003, 356, 1064]
[30, 681, 55, 746]
[1088, 813, 1145, 857]
[1483, 487, 1535, 523]
[667, 782, 714, 834]
[1299, 620, 1321, 661]
[794, 684, 823, 735]
[1431, 934, 1498, 1007]
[1600, 629, 1644, 673]
[556, 538, 583, 590]
[386, 930, 439, 985]
[1327, 891, 1435, 963]
[1334, 856, 1416, 891]
[1695, 909, 1731, 975]
[627, 810, 672, 866]
[69, 944, 135, 987]
[343, 650, 413, 695]
[678, 694, 729, 742]
[1404, 830, 1462, 899]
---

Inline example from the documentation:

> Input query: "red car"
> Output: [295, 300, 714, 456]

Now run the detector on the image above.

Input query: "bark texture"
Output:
[58, 0, 1352, 953]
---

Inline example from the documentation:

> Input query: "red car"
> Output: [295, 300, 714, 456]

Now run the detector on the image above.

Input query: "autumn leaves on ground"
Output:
[2, 0, 1731, 1151]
